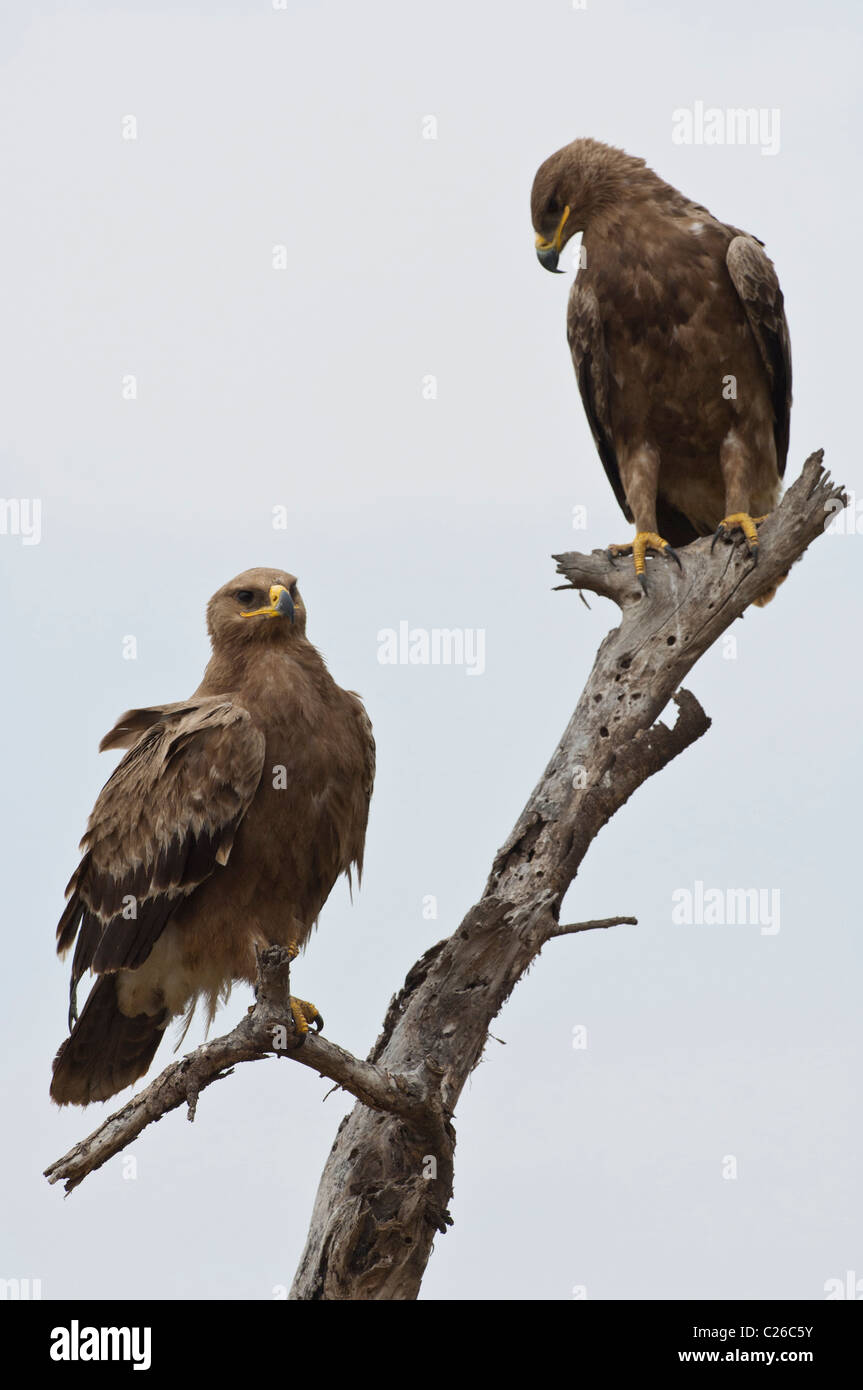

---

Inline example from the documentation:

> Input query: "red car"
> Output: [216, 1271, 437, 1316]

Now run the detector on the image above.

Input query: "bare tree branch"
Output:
[45, 947, 438, 1195]
[45, 450, 845, 1297]
[548, 915, 638, 938]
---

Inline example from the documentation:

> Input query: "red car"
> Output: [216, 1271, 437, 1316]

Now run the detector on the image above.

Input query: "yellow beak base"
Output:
[535, 204, 571, 255]
[240, 584, 294, 620]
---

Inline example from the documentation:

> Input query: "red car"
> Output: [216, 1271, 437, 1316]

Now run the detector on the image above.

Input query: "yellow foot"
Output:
[711, 513, 768, 563]
[607, 531, 682, 593]
[289, 995, 324, 1046]
[278, 943, 322, 1045]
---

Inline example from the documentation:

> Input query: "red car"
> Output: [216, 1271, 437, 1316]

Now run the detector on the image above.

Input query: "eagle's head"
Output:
[531, 137, 649, 272]
[207, 567, 307, 647]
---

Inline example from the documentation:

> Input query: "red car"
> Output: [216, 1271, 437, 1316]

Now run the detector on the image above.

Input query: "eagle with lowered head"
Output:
[531, 138, 792, 599]
[51, 568, 375, 1106]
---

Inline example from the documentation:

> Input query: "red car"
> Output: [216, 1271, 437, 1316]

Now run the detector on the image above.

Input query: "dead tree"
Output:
[45, 450, 844, 1300]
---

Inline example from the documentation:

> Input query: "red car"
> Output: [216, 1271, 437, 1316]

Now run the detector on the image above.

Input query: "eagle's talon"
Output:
[713, 512, 765, 560]
[609, 532, 679, 590]
[289, 994, 323, 1043]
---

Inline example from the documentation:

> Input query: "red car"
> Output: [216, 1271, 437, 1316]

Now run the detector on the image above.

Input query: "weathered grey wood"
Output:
[288, 449, 844, 1299]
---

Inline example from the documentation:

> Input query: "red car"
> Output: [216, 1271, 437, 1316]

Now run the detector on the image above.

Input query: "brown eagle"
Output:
[51, 568, 375, 1106]
[531, 138, 792, 596]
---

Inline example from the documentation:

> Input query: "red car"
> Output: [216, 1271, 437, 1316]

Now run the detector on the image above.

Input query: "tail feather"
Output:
[50, 974, 167, 1107]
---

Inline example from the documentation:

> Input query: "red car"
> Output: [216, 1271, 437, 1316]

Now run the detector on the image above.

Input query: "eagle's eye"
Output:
[289, 582, 298, 599]
[235, 589, 255, 606]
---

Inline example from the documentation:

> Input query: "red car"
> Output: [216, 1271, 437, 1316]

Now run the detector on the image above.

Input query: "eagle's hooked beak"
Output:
[535, 204, 571, 273]
[240, 584, 295, 623]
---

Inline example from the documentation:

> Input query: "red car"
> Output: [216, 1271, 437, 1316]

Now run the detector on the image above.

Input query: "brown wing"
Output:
[56, 698, 265, 1024]
[349, 698, 376, 883]
[97, 701, 203, 751]
[726, 235, 792, 477]
[355, 700, 375, 804]
[566, 276, 632, 523]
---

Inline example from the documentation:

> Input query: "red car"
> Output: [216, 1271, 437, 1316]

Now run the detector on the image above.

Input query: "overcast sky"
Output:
[2, 0, 860, 1301]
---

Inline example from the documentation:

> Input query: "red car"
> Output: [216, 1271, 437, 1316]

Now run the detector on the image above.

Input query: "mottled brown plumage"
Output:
[51, 568, 375, 1106]
[531, 138, 791, 594]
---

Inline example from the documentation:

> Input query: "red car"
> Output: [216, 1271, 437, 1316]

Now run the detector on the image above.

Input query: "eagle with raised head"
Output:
[531, 138, 792, 599]
[51, 568, 375, 1106]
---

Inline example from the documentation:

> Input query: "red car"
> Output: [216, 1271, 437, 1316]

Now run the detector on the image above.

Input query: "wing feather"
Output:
[725, 235, 792, 477]
[566, 278, 632, 523]
[56, 698, 265, 1021]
